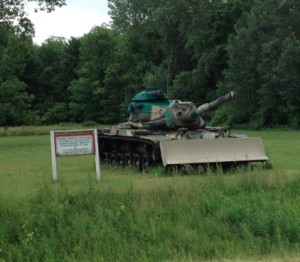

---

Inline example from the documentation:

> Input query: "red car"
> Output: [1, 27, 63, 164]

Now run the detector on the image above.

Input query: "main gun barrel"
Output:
[197, 91, 235, 114]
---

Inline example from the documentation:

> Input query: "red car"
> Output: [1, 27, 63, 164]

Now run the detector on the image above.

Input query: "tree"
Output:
[275, 37, 300, 127]
[108, 0, 254, 105]
[62, 37, 81, 84]
[109, 0, 196, 102]
[172, 0, 254, 103]
[0, 0, 68, 125]
[69, 27, 121, 123]
[0, 0, 65, 36]
[0, 78, 33, 125]
[35, 37, 67, 119]
[221, 0, 300, 127]
[0, 25, 34, 125]
[22, 36, 81, 124]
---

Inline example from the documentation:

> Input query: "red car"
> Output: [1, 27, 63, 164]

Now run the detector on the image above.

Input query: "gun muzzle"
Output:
[197, 91, 235, 114]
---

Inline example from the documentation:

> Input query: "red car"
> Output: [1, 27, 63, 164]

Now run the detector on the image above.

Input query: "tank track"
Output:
[98, 134, 161, 171]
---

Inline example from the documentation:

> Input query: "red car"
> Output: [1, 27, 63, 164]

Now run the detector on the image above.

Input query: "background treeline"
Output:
[0, 0, 299, 128]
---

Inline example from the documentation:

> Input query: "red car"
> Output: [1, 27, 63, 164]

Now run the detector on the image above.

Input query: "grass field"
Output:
[237, 129, 300, 172]
[0, 127, 300, 261]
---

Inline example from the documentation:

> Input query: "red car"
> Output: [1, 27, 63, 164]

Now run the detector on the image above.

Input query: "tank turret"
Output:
[125, 88, 235, 130]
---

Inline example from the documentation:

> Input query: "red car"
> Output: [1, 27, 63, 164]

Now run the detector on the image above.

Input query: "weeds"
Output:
[1, 129, 300, 260]
[1, 172, 300, 261]
[0, 124, 106, 136]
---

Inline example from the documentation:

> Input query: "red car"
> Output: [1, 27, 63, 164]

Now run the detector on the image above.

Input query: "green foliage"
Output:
[69, 27, 122, 123]
[209, 105, 233, 126]
[1, 172, 300, 261]
[0, 124, 104, 136]
[172, 70, 208, 103]
[178, 0, 255, 100]
[0, 26, 35, 125]
[0, 78, 34, 125]
[270, 37, 300, 128]
[1, 0, 299, 127]
[32, 37, 69, 120]
[0, 0, 65, 38]
[0, 129, 300, 260]
[43, 102, 70, 124]
[221, 0, 300, 127]
[23, 36, 80, 124]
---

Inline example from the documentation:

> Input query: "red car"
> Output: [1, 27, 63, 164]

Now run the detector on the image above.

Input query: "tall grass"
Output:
[0, 123, 106, 136]
[1, 171, 300, 261]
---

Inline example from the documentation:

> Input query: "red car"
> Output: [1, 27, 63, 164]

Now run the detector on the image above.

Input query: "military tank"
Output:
[98, 87, 268, 171]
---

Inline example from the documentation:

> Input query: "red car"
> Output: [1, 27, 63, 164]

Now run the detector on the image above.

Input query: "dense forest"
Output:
[0, 0, 299, 128]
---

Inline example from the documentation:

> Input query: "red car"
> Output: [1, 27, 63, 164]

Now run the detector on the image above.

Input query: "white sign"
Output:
[55, 133, 95, 156]
[50, 129, 100, 181]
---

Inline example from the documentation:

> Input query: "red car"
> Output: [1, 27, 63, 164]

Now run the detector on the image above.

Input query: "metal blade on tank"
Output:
[160, 137, 268, 166]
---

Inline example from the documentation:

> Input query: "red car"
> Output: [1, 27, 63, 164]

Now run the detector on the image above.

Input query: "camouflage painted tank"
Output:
[98, 87, 268, 170]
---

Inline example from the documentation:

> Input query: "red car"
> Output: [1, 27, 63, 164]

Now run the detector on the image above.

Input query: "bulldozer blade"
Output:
[160, 137, 268, 166]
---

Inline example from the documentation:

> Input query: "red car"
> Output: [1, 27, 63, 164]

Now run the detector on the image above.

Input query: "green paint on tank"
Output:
[126, 87, 235, 130]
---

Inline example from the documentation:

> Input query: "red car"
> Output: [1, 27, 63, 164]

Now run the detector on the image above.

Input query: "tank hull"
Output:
[97, 128, 268, 171]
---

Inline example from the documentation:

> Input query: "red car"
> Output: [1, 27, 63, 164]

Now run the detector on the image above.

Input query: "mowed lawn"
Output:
[236, 129, 300, 172]
[0, 131, 151, 206]
[0, 134, 104, 206]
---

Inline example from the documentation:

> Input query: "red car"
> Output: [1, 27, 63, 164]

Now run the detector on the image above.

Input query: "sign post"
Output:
[50, 129, 100, 181]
